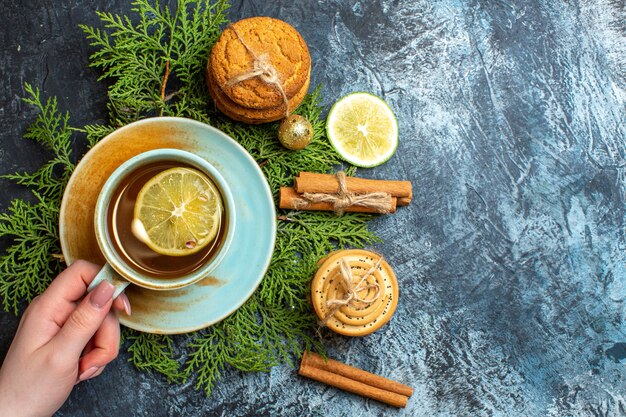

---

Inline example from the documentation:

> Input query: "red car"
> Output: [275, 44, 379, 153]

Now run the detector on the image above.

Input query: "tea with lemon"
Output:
[107, 161, 226, 278]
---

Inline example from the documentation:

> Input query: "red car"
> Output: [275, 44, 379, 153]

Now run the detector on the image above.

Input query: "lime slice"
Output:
[326, 92, 398, 168]
[132, 167, 222, 256]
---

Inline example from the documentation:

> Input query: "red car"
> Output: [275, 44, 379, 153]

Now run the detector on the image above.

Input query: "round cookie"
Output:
[311, 249, 398, 337]
[210, 17, 311, 110]
[207, 63, 310, 124]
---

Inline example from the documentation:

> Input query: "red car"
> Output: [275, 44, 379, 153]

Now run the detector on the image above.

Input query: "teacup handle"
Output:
[88, 263, 130, 300]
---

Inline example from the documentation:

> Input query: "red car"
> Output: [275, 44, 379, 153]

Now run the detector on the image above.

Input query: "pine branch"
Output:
[278, 211, 380, 253]
[0, 194, 64, 314]
[125, 330, 184, 382]
[183, 327, 230, 396]
[80, 123, 117, 148]
[80, 0, 230, 122]
[2, 84, 75, 203]
[0, 84, 74, 314]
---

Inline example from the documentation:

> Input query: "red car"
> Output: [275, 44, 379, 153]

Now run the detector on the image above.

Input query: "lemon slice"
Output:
[132, 167, 222, 256]
[326, 92, 398, 168]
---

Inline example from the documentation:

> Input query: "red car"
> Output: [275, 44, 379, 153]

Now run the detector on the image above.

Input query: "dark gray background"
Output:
[1, 0, 625, 416]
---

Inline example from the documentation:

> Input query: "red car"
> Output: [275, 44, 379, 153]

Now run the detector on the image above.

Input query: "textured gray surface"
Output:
[1, 0, 625, 416]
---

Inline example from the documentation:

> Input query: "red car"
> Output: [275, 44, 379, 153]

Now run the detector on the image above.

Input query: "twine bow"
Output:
[294, 171, 393, 215]
[225, 25, 290, 118]
[321, 257, 383, 326]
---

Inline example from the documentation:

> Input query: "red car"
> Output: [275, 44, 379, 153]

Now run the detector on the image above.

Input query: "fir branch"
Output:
[183, 327, 230, 395]
[80, 123, 117, 148]
[278, 211, 381, 252]
[0, 194, 64, 314]
[2, 84, 75, 203]
[258, 234, 317, 309]
[125, 330, 184, 383]
[0, 84, 74, 314]
[221, 302, 279, 371]
[255, 302, 322, 366]
[80, 0, 229, 122]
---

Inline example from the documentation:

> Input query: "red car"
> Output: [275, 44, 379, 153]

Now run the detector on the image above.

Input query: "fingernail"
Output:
[118, 292, 132, 316]
[78, 366, 99, 382]
[90, 281, 115, 309]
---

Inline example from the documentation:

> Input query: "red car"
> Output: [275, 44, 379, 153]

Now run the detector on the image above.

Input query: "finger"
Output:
[13, 296, 76, 350]
[51, 280, 115, 359]
[41, 260, 101, 305]
[82, 337, 96, 358]
[91, 366, 106, 379]
[78, 311, 120, 372]
[113, 292, 132, 316]
[76, 364, 106, 384]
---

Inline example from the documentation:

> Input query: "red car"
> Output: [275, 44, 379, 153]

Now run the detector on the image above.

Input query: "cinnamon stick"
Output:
[295, 172, 412, 206]
[299, 351, 412, 408]
[279, 187, 397, 214]
[302, 351, 414, 397]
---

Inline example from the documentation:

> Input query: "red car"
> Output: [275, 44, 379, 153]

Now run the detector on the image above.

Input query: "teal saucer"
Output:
[59, 117, 276, 334]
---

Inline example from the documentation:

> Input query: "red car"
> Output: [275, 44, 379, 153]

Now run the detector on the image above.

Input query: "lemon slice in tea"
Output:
[132, 167, 222, 256]
[326, 92, 398, 168]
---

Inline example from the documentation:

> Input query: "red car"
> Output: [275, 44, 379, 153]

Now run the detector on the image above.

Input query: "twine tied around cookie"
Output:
[320, 257, 383, 326]
[293, 171, 393, 215]
[225, 24, 290, 118]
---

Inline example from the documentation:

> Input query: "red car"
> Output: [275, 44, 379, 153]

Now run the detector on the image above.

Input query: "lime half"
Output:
[132, 167, 222, 256]
[326, 92, 398, 168]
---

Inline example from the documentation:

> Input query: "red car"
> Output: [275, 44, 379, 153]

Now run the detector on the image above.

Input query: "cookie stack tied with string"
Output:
[207, 17, 311, 124]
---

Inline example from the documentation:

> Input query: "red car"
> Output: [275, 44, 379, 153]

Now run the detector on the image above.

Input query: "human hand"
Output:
[0, 260, 131, 417]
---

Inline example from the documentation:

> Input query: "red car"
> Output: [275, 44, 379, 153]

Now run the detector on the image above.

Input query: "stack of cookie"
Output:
[207, 17, 311, 124]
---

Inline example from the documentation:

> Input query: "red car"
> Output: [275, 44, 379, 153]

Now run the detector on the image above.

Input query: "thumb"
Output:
[53, 281, 116, 359]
